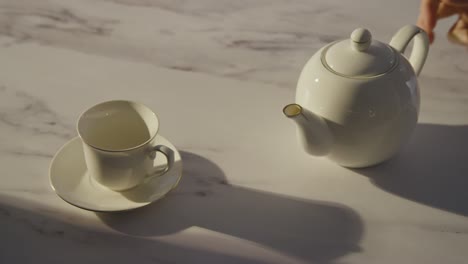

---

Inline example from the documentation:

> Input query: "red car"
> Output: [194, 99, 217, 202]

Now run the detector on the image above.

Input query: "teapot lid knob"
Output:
[322, 27, 396, 77]
[351, 28, 372, 51]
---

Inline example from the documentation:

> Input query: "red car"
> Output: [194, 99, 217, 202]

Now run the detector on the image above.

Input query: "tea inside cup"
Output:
[77, 100, 159, 151]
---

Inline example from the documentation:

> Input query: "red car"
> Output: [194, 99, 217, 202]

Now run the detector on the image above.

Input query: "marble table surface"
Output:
[0, 0, 467, 263]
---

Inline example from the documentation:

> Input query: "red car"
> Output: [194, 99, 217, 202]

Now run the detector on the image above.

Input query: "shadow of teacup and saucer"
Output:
[98, 151, 364, 264]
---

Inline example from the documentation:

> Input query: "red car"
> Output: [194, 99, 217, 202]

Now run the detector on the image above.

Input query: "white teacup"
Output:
[77, 100, 174, 191]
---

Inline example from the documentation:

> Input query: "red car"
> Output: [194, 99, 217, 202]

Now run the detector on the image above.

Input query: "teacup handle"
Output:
[389, 25, 429, 76]
[148, 145, 175, 177]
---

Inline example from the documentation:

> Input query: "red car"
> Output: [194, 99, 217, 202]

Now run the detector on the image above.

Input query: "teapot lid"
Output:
[322, 28, 397, 78]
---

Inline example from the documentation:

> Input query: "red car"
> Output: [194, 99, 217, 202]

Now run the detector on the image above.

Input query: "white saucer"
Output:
[49, 135, 182, 212]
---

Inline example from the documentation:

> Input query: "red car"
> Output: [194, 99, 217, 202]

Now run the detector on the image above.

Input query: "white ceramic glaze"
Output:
[1, 2, 467, 262]
[284, 25, 429, 168]
[77, 100, 175, 191]
[324, 28, 396, 77]
[49, 135, 182, 212]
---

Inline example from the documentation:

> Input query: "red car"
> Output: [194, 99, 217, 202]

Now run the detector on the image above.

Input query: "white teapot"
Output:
[283, 25, 429, 168]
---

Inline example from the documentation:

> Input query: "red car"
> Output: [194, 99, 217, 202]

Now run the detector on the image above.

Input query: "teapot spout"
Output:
[283, 104, 333, 156]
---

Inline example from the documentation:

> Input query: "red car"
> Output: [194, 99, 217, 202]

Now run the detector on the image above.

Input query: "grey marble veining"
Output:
[0, 85, 74, 162]
[0, 0, 466, 88]
[0, 0, 467, 263]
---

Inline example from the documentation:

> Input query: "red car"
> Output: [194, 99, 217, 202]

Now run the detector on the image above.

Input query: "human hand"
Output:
[417, 0, 468, 46]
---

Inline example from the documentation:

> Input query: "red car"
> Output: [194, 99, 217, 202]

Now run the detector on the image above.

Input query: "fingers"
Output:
[441, 0, 468, 8]
[447, 13, 468, 46]
[417, 0, 440, 43]
[437, 2, 461, 18]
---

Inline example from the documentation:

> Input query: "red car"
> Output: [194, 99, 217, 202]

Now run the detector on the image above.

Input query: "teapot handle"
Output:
[389, 25, 429, 76]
